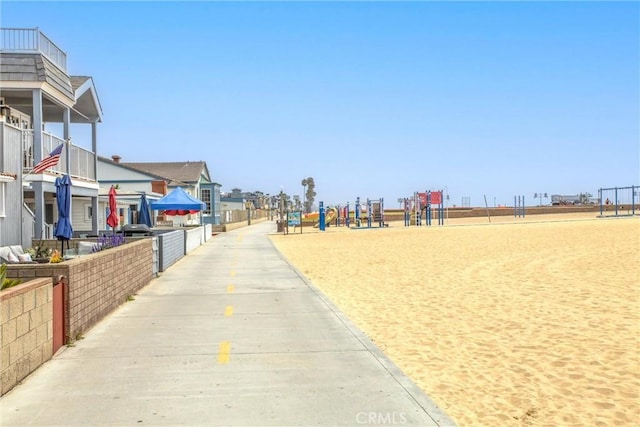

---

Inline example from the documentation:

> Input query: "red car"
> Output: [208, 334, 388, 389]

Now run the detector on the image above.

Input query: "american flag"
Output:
[31, 143, 64, 174]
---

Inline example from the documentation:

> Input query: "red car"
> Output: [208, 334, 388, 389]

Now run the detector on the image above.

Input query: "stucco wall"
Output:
[184, 227, 203, 254]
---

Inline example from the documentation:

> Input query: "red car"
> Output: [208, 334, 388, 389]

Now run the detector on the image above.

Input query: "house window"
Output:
[201, 188, 211, 215]
[0, 175, 16, 217]
[85, 204, 93, 221]
[0, 182, 5, 217]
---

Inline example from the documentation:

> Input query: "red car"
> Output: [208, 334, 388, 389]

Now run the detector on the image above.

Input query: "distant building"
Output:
[219, 194, 244, 224]
[551, 194, 596, 205]
[108, 159, 221, 226]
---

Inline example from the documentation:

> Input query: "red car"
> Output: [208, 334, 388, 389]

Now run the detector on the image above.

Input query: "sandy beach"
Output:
[269, 213, 640, 426]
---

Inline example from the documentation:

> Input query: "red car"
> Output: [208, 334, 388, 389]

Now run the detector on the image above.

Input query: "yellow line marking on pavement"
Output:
[227, 284, 235, 293]
[217, 341, 231, 364]
[224, 306, 233, 316]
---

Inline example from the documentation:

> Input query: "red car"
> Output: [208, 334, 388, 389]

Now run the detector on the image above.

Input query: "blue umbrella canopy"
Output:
[138, 193, 152, 227]
[54, 174, 73, 242]
[151, 187, 204, 215]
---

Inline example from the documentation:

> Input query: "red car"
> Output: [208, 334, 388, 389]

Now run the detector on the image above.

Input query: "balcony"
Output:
[1, 123, 95, 181]
[0, 28, 67, 72]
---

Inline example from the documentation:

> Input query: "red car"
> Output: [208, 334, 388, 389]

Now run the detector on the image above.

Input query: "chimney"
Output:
[152, 180, 168, 195]
[112, 155, 121, 163]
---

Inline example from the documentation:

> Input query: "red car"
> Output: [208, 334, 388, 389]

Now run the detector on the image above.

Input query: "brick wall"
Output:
[0, 278, 53, 396]
[65, 239, 153, 340]
[6, 239, 153, 345]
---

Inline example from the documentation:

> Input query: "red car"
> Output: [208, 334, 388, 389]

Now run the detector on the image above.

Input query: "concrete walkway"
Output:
[1, 221, 456, 427]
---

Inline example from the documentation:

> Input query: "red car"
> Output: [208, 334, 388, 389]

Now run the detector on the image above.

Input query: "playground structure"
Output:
[347, 197, 386, 228]
[313, 206, 337, 229]
[365, 197, 386, 228]
[514, 196, 526, 218]
[318, 202, 327, 231]
[316, 197, 386, 231]
[337, 197, 386, 228]
[598, 186, 638, 217]
[403, 191, 445, 226]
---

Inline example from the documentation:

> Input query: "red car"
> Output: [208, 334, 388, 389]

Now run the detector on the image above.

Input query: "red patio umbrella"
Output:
[164, 209, 200, 216]
[106, 186, 119, 230]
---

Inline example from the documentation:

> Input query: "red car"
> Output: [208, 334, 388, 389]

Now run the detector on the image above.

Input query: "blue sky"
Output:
[2, 1, 638, 207]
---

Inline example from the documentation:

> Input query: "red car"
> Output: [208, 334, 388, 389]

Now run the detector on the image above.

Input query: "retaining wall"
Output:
[0, 278, 53, 396]
[219, 217, 270, 232]
[6, 239, 153, 343]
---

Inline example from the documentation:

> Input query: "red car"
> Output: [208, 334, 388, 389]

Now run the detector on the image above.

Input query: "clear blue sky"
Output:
[2, 1, 638, 208]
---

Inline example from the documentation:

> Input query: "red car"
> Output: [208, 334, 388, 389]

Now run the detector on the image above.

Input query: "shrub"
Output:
[92, 233, 127, 253]
[26, 242, 52, 259]
[0, 263, 22, 291]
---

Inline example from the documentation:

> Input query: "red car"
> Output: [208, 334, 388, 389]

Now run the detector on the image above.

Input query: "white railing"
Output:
[23, 203, 51, 242]
[24, 202, 52, 240]
[0, 28, 67, 72]
[20, 128, 96, 181]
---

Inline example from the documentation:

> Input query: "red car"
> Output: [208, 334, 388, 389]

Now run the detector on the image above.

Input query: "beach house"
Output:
[105, 158, 221, 227]
[0, 28, 102, 247]
[91, 155, 171, 230]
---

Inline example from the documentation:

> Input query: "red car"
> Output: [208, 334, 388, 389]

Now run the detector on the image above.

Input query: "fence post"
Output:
[599, 188, 603, 216]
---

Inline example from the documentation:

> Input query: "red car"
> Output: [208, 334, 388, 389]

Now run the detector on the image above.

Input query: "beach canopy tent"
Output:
[151, 186, 204, 215]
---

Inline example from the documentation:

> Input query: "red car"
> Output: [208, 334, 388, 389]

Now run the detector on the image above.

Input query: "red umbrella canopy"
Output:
[106, 186, 119, 228]
[164, 209, 200, 216]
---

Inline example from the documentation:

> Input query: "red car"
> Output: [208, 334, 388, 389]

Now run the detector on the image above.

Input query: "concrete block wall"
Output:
[6, 239, 153, 344]
[6, 264, 68, 282]
[1, 278, 53, 396]
[157, 230, 184, 272]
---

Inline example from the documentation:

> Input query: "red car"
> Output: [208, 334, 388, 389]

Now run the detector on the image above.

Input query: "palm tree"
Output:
[301, 179, 308, 214]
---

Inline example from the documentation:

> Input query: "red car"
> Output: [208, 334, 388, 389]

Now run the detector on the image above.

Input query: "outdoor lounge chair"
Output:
[0, 245, 37, 264]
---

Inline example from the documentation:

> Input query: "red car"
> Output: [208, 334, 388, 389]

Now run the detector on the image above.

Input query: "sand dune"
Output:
[269, 214, 640, 426]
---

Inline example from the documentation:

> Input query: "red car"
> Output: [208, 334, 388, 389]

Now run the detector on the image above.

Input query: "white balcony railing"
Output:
[14, 126, 96, 181]
[0, 28, 67, 72]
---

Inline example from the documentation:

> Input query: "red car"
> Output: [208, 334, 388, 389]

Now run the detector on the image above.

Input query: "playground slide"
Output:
[313, 207, 338, 228]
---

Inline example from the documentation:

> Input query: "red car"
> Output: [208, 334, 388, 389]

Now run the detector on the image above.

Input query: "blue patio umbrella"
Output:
[54, 174, 73, 255]
[137, 192, 152, 227]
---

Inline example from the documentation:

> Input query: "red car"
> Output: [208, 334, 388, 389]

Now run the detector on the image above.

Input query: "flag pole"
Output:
[65, 136, 71, 176]
[23, 139, 67, 240]
[24, 139, 67, 179]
